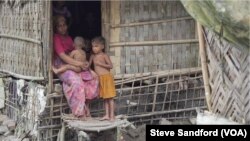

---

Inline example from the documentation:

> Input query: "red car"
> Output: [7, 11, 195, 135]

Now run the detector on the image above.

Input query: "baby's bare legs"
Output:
[52, 64, 82, 74]
[52, 65, 68, 74]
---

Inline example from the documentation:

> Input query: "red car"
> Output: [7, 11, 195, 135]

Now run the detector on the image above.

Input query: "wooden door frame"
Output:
[101, 1, 111, 52]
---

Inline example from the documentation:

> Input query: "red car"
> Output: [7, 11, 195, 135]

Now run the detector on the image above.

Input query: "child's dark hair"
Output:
[91, 36, 106, 46]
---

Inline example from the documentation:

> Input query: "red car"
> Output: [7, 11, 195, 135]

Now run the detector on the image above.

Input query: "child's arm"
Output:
[88, 54, 96, 69]
[96, 54, 113, 69]
[89, 54, 94, 66]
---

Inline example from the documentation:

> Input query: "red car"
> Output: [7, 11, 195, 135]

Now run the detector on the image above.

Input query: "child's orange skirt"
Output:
[99, 73, 116, 99]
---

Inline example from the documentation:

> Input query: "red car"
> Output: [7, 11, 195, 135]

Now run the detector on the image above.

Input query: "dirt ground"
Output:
[120, 125, 146, 141]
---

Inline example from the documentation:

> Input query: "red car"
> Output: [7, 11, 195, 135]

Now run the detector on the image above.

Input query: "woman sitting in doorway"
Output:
[52, 15, 99, 120]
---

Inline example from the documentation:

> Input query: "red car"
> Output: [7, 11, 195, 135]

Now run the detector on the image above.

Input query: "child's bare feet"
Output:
[99, 115, 109, 121]
[52, 66, 60, 74]
[109, 117, 115, 122]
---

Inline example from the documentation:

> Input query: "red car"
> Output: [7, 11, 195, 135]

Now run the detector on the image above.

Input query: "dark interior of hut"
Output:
[53, 1, 101, 54]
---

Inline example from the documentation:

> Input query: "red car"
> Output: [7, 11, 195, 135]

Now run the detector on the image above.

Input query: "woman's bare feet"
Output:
[85, 112, 92, 120]
[62, 113, 86, 121]
[85, 104, 91, 118]
[52, 66, 60, 74]
[78, 115, 87, 121]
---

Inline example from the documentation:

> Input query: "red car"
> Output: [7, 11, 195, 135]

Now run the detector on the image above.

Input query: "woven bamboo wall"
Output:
[107, 1, 199, 75]
[204, 29, 250, 124]
[0, 1, 50, 80]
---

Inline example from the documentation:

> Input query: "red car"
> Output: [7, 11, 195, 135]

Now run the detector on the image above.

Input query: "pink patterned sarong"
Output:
[54, 57, 99, 117]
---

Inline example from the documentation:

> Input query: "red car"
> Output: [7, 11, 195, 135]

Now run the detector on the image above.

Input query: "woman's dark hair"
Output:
[53, 15, 67, 33]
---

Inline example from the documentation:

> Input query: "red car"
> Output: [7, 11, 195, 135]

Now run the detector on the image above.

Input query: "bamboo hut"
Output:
[0, 0, 248, 141]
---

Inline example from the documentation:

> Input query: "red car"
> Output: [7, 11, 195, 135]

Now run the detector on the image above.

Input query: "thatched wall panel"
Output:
[0, 1, 49, 80]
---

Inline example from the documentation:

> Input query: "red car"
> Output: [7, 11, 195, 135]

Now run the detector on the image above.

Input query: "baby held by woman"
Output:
[53, 36, 95, 80]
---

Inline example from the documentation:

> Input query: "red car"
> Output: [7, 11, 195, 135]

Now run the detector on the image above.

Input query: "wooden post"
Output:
[197, 22, 211, 111]
[60, 122, 65, 141]
[151, 75, 159, 124]
[109, 1, 121, 74]
[48, 0, 53, 94]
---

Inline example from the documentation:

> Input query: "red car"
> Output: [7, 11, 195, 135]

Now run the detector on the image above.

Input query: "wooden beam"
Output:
[111, 17, 193, 28]
[0, 69, 44, 80]
[114, 67, 202, 79]
[197, 22, 211, 111]
[110, 39, 199, 47]
[127, 106, 207, 119]
[47, 0, 53, 93]
[0, 34, 41, 44]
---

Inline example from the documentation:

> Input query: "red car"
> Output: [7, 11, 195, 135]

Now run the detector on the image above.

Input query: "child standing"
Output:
[89, 36, 116, 121]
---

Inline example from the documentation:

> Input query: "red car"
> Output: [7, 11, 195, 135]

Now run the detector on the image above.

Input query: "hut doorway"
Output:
[53, 1, 101, 41]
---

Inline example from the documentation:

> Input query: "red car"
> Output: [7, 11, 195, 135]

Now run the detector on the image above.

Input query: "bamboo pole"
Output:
[101, 1, 111, 52]
[37, 124, 62, 130]
[152, 76, 159, 114]
[110, 39, 199, 47]
[0, 34, 41, 44]
[114, 67, 201, 80]
[115, 76, 203, 91]
[45, 103, 68, 108]
[197, 22, 211, 111]
[47, 0, 53, 94]
[60, 122, 65, 141]
[127, 106, 207, 119]
[111, 17, 193, 28]
[0, 69, 44, 80]
[115, 74, 202, 86]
